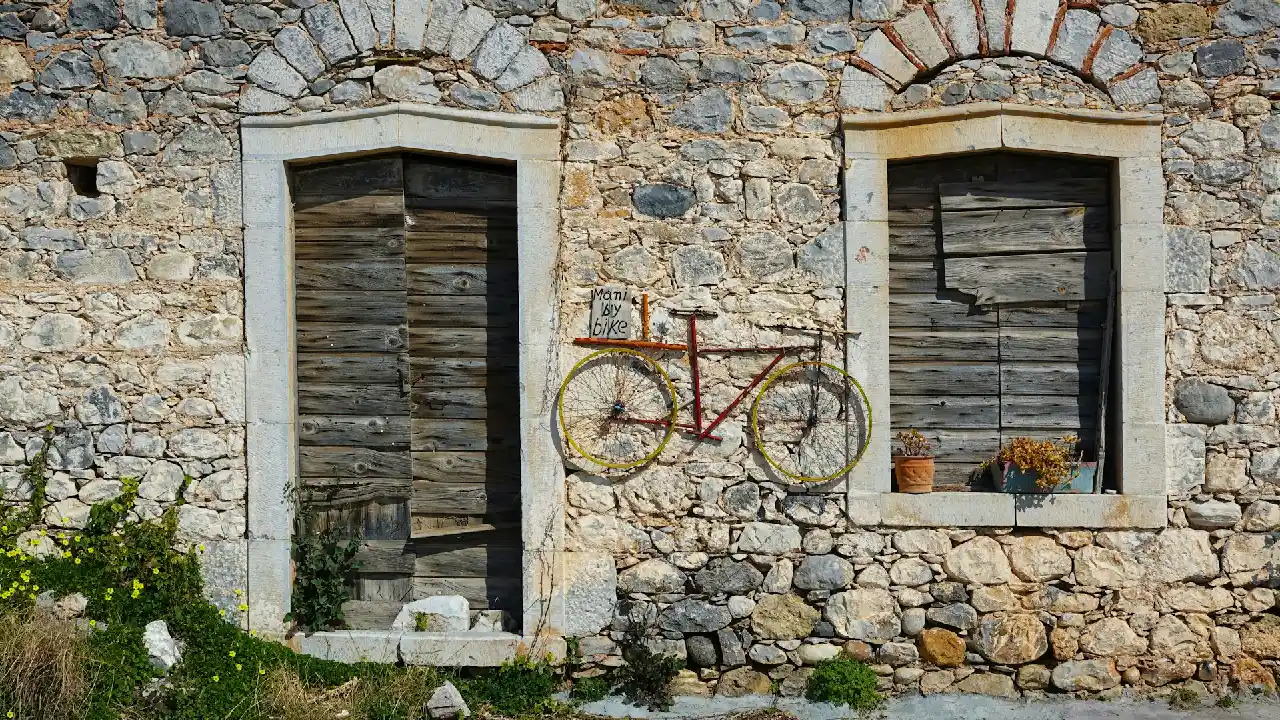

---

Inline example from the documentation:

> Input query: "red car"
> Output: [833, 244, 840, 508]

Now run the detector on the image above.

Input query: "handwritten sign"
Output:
[589, 286, 633, 339]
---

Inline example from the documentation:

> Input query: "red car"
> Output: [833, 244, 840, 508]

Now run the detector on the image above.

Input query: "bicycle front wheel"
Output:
[558, 348, 677, 471]
[752, 361, 872, 482]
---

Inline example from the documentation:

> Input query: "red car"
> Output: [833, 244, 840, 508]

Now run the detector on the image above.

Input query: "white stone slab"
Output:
[393, 596, 470, 631]
[399, 633, 565, 666]
[1012, 494, 1166, 528]
[247, 422, 294, 540]
[1002, 109, 1161, 159]
[1119, 422, 1166, 496]
[300, 631, 403, 663]
[246, 538, 291, 635]
[880, 492, 1015, 527]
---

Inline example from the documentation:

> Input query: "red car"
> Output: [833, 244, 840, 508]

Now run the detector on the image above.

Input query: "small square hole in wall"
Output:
[65, 159, 100, 197]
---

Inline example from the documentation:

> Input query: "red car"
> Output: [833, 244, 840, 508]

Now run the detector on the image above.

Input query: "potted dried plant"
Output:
[893, 428, 935, 493]
[988, 434, 1096, 493]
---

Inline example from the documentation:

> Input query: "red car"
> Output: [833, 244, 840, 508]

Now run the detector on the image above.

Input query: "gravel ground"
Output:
[575, 693, 1280, 720]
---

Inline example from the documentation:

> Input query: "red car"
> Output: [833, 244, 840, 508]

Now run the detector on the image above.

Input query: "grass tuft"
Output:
[0, 608, 92, 720]
[804, 656, 882, 711]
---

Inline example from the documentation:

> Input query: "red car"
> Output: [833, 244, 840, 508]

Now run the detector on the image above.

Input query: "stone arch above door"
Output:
[241, 0, 562, 113]
[845, 0, 1158, 110]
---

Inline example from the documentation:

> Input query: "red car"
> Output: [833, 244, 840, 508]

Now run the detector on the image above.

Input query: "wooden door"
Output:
[403, 155, 522, 614]
[291, 153, 522, 628]
[887, 152, 1113, 490]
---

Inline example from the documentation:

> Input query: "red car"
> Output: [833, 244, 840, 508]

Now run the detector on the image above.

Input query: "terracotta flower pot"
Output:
[894, 456, 935, 493]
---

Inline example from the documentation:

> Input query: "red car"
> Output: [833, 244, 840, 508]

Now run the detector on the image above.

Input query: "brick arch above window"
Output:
[844, 1, 1158, 110]
[242, 0, 562, 114]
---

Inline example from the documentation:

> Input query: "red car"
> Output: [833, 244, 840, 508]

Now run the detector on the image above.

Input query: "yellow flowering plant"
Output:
[988, 434, 1082, 491]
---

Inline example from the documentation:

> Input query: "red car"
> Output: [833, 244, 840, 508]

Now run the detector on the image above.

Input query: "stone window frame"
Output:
[842, 102, 1168, 529]
[241, 104, 567, 664]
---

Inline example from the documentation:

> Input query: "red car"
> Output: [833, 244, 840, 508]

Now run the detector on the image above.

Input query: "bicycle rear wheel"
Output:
[558, 348, 677, 470]
[751, 360, 872, 482]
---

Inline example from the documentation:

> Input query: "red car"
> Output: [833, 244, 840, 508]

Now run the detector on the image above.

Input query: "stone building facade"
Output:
[1, 0, 1279, 701]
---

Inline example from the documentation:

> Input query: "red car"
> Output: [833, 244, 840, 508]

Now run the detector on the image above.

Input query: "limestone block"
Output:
[448, 7, 497, 62]
[1165, 424, 1206, 495]
[1009, 0, 1058, 56]
[880, 491, 1013, 527]
[1049, 10, 1100, 71]
[1138, 3, 1210, 42]
[337, 0, 378, 52]
[894, 10, 949, 70]
[424, 0, 465, 54]
[751, 593, 820, 639]
[858, 30, 915, 88]
[934, 0, 979, 57]
[300, 631, 403, 663]
[838, 66, 888, 111]
[973, 613, 1048, 664]
[981, 0, 1009, 53]
[399, 633, 557, 666]
[304, 3, 358, 64]
[1091, 29, 1142, 83]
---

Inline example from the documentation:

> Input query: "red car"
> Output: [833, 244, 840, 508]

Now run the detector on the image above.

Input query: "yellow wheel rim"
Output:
[751, 360, 873, 483]
[558, 348, 678, 470]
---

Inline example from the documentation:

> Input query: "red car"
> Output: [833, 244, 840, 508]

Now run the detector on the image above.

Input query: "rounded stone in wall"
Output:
[685, 634, 718, 667]
[825, 588, 899, 643]
[633, 183, 695, 219]
[972, 614, 1048, 665]
[750, 593, 819, 640]
[1173, 378, 1234, 424]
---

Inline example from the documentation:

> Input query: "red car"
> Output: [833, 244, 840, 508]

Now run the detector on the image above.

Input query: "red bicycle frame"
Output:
[572, 296, 812, 442]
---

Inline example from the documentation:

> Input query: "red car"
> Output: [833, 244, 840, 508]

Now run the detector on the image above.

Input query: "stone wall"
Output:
[0, 0, 1277, 700]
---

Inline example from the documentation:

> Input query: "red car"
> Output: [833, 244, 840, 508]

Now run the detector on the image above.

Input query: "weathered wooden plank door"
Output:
[887, 152, 1113, 490]
[292, 156, 413, 608]
[290, 152, 522, 628]
[403, 155, 522, 616]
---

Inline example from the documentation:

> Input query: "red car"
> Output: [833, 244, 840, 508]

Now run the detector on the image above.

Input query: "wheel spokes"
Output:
[560, 350, 676, 469]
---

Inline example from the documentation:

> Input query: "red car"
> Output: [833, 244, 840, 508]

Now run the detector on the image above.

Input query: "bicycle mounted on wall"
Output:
[557, 292, 873, 483]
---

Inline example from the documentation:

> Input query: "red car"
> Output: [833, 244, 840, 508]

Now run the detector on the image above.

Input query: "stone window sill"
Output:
[853, 492, 1166, 528]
